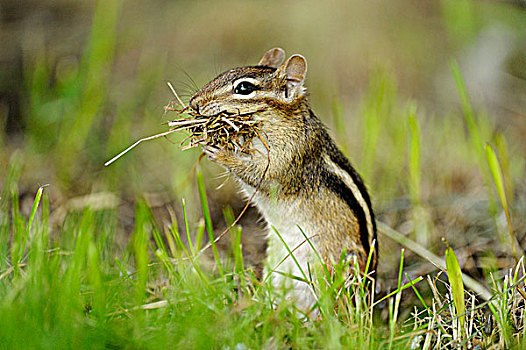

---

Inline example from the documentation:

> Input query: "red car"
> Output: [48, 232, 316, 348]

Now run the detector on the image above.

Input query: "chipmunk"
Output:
[188, 48, 377, 311]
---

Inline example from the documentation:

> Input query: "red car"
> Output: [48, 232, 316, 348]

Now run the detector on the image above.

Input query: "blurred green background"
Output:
[2, 1, 526, 348]
[1, 0, 526, 277]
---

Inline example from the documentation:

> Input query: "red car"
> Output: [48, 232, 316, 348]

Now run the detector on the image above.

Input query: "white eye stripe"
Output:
[234, 92, 256, 99]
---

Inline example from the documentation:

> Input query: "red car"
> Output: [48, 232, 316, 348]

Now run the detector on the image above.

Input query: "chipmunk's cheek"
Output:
[250, 134, 270, 158]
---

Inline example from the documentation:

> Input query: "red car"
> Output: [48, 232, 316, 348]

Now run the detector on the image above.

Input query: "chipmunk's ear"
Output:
[257, 48, 285, 68]
[277, 54, 308, 101]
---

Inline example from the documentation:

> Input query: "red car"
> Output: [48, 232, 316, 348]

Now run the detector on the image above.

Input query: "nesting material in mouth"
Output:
[104, 83, 266, 167]
[166, 101, 262, 155]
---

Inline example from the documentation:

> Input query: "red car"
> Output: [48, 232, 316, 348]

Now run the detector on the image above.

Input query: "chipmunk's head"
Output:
[189, 48, 308, 116]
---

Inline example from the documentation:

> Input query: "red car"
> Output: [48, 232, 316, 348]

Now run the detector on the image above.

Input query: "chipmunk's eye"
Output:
[234, 81, 258, 95]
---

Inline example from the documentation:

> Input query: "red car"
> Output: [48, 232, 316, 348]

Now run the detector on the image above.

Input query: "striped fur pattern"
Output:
[189, 48, 377, 311]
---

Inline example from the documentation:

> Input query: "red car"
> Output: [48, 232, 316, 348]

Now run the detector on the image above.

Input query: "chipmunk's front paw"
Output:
[201, 144, 221, 160]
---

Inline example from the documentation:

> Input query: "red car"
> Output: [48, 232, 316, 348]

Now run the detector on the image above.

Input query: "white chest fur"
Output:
[240, 183, 319, 311]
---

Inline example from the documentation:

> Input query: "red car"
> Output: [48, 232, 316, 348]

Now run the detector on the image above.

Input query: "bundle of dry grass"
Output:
[165, 102, 261, 155]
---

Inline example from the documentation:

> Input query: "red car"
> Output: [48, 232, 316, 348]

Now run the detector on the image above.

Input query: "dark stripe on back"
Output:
[321, 167, 371, 257]
[325, 138, 377, 260]
[306, 109, 377, 263]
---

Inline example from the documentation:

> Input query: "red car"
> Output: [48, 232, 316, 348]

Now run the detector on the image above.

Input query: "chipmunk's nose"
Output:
[189, 96, 200, 114]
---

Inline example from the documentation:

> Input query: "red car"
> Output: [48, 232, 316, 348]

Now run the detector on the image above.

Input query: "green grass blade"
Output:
[87, 241, 103, 314]
[485, 143, 518, 260]
[19, 186, 45, 264]
[223, 206, 244, 274]
[449, 59, 500, 225]
[196, 170, 223, 276]
[170, 224, 189, 258]
[404, 272, 430, 316]
[388, 249, 405, 348]
[233, 226, 244, 274]
[268, 226, 308, 283]
[449, 60, 476, 144]
[485, 143, 510, 218]
[375, 276, 424, 305]
[182, 199, 194, 254]
[152, 227, 167, 255]
[115, 257, 135, 286]
[297, 225, 327, 273]
[132, 202, 150, 305]
[30, 192, 49, 273]
[396, 249, 404, 292]
[494, 133, 514, 207]
[443, 238, 466, 334]
[164, 226, 177, 258]
[169, 224, 209, 284]
[407, 103, 421, 206]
